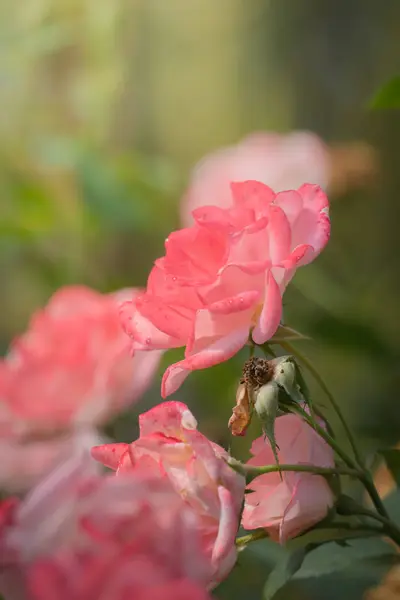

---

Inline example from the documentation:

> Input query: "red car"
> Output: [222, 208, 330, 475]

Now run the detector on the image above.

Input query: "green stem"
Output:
[236, 529, 268, 547]
[359, 473, 390, 521]
[354, 506, 400, 544]
[291, 403, 357, 469]
[279, 341, 362, 466]
[227, 458, 360, 480]
[291, 404, 390, 520]
[235, 523, 383, 549]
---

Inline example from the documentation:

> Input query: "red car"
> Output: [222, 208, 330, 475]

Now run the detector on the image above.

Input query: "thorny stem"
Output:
[345, 505, 400, 546]
[235, 523, 384, 549]
[278, 340, 363, 468]
[227, 457, 360, 480]
[359, 472, 391, 521]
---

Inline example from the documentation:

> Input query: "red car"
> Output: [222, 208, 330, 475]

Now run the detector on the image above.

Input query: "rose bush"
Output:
[120, 181, 330, 396]
[0, 286, 162, 491]
[92, 401, 245, 586]
[182, 131, 329, 226]
[0, 452, 212, 600]
[242, 413, 335, 543]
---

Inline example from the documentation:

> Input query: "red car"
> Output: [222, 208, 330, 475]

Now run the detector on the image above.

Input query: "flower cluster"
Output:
[5, 131, 381, 600]
[93, 402, 335, 548]
[121, 180, 330, 396]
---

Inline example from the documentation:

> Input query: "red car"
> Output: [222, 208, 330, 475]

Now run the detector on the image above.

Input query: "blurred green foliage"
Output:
[1, 1, 400, 598]
[371, 76, 400, 109]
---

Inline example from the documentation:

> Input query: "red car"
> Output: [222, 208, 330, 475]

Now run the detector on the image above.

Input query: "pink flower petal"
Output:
[162, 327, 250, 397]
[267, 205, 291, 264]
[252, 271, 282, 344]
[139, 401, 198, 437]
[210, 486, 238, 583]
[120, 300, 183, 349]
[162, 226, 228, 285]
[230, 181, 275, 214]
[91, 443, 129, 471]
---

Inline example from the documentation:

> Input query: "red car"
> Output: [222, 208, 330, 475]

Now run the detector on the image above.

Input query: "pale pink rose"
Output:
[0, 452, 212, 600]
[182, 131, 330, 226]
[0, 286, 162, 491]
[92, 401, 245, 586]
[120, 181, 330, 396]
[0, 286, 162, 434]
[0, 429, 102, 493]
[242, 414, 335, 543]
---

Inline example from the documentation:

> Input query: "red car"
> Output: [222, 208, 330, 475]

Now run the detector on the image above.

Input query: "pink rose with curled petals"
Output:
[182, 131, 330, 226]
[0, 286, 162, 492]
[0, 452, 212, 600]
[242, 414, 335, 543]
[120, 181, 330, 396]
[92, 401, 245, 587]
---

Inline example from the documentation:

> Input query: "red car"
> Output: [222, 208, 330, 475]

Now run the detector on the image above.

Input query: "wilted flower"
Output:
[0, 452, 212, 600]
[121, 181, 330, 396]
[242, 414, 335, 543]
[228, 356, 304, 439]
[92, 401, 245, 587]
[0, 286, 162, 491]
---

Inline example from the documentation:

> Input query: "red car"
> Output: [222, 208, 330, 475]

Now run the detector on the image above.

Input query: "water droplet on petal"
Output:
[145, 337, 151, 345]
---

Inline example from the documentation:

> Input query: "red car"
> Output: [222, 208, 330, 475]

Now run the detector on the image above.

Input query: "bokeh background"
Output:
[1, 1, 400, 598]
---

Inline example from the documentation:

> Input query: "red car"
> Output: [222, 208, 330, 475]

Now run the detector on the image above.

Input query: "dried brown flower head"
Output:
[228, 358, 275, 436]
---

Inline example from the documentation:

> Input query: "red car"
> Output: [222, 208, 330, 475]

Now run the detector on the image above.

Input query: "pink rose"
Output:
[182, 131, 329, 226]
[0, 452, 212, 600]
[242, 414, 335, 543]
[120, 181, 330, 396]
[92, 401, 245, 586]
[0, 430, 103, 494]
[0, 286, 162, 433]
[0, 286, 162, 491]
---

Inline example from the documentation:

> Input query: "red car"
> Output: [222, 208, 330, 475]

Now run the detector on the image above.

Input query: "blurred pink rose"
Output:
[0, 429, 102, 493]
[0, 286, 162, 433]
[182, 132, 329, 226]
[0, 286, 162, 491]
[0, 452, 212, 600]
[120, 181, 330, 396]
[92, 401, 245, 586]
[242, 414, 335, 543]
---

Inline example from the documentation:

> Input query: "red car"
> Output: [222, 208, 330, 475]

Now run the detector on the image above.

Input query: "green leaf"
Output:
[378, 449, 400, 487]
[270, 325, 310, 343]
[294, 537, 397, 579]
[370, 76, 400, 109]
[263, 545, 312, 600]
[262, 534, 398, 600]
